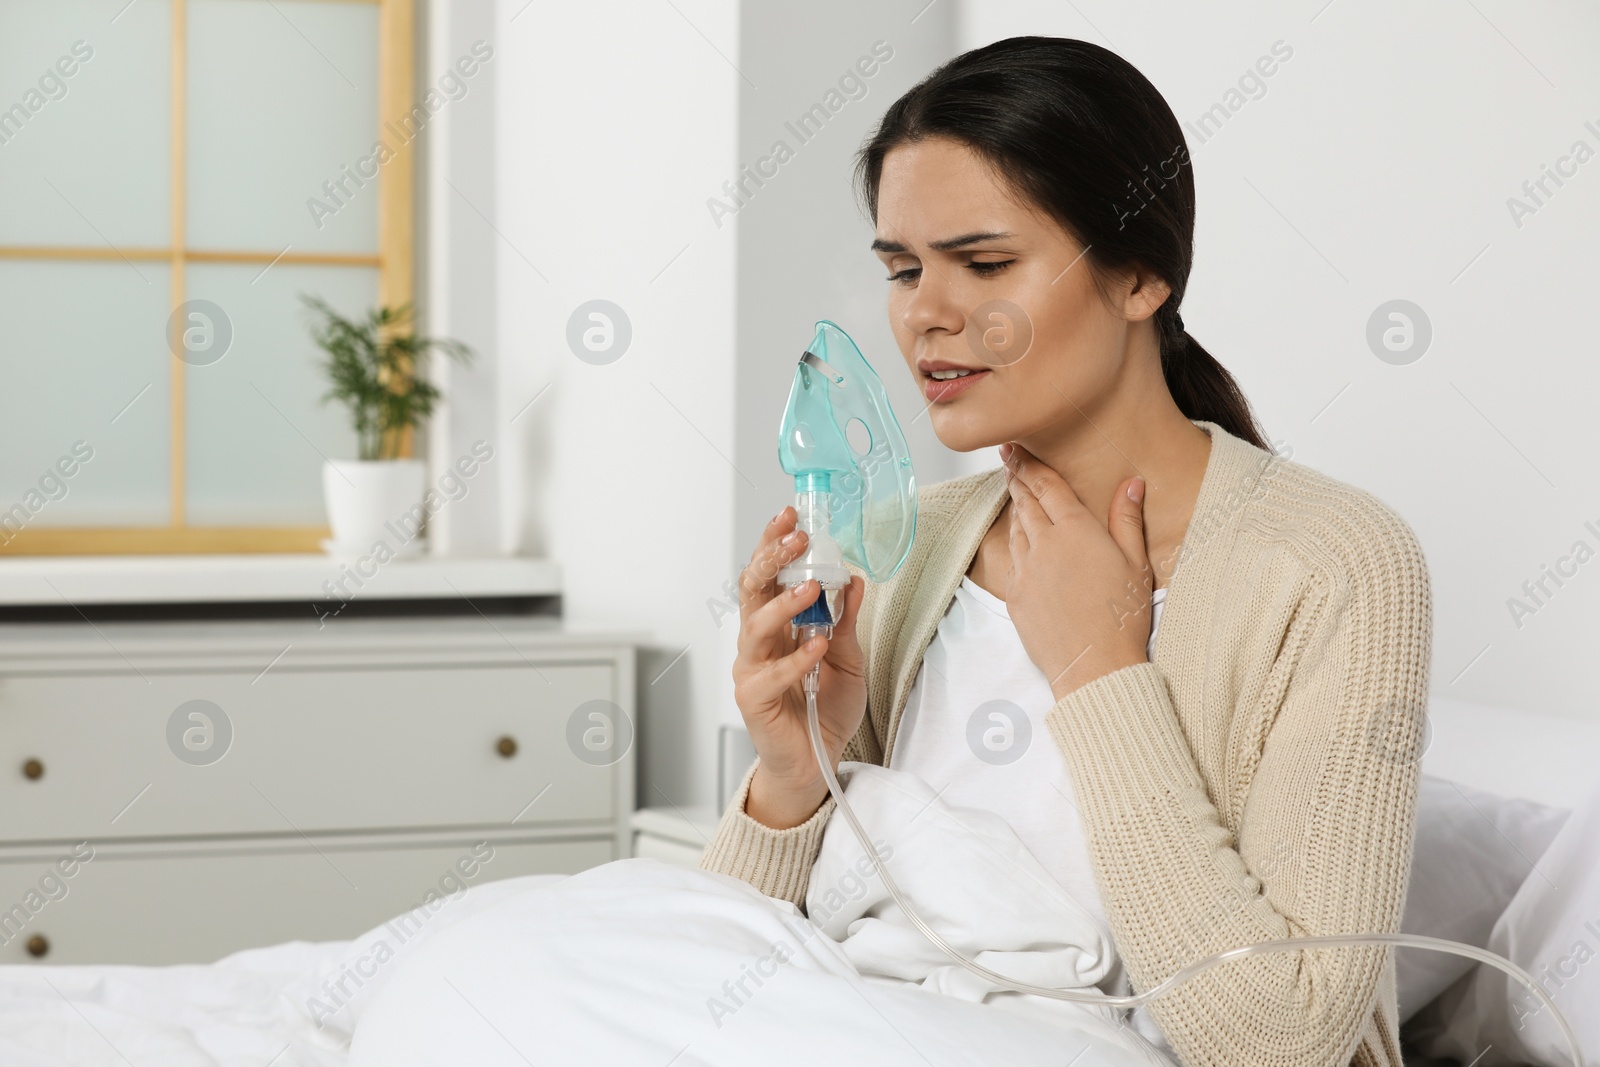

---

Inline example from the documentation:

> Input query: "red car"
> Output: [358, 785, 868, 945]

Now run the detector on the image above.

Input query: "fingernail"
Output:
[793, 579, 811, 596]
[781, 530, 800, 546]
[1127, 477, 1145, 503]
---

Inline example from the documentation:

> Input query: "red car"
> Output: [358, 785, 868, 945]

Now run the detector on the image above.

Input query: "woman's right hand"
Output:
[731, 506, 868, 830]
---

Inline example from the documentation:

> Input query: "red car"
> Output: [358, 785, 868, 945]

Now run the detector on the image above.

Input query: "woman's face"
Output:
[872, 136, 1168, 452]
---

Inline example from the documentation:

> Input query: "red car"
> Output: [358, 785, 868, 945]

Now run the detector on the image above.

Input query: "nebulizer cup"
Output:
[771, 319, 1580, 1063]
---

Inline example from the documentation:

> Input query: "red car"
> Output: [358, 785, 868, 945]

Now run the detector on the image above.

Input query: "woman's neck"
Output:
[1029, 407, 1209, 563]
[967, 395, 1212, 598]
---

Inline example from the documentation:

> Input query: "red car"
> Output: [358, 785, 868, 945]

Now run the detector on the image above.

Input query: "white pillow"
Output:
[1397, 775, 1569, 1020]
[1405, 781, 1600, 1064]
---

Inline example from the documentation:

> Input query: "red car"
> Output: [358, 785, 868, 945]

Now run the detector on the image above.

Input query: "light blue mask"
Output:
[776, 321, 916, 628]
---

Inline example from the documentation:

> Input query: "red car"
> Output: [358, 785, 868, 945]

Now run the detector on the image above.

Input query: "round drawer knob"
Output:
[495, 736, 518, 759]
[25, 935, 48, 958]
[22, 759, 43, 781]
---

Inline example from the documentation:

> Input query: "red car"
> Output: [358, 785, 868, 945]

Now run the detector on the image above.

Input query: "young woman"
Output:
[702, 36, 1432, 1066]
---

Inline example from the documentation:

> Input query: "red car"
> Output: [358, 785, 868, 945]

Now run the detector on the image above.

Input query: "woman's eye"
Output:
[967, 259, 1014, 276]
[886, 268, 921, 285]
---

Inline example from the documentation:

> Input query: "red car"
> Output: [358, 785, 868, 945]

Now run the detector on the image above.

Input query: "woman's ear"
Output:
[1115, 266, 1172, 325]
[1107, 260, 1171, 323]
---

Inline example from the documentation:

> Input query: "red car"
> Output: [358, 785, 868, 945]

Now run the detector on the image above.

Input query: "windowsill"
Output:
[0, 554, 561, 607]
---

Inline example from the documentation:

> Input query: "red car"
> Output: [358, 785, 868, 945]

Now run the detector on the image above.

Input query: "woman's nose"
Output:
[900, 265, 967, 338]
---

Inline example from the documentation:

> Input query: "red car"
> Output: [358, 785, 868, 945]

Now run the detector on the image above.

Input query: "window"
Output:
[0, 0, 414, 554]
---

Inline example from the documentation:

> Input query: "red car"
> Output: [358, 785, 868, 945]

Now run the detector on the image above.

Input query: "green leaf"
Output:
[301, 294, 476, 461]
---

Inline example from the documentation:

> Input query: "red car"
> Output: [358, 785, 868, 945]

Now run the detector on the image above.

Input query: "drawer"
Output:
[632, 832, 705, 868]
[0, 663, 626, 842]
[0, 833, 614, 965]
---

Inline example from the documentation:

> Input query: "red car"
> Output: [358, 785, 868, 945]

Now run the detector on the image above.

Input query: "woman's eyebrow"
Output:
[870, 230, 1016, 254]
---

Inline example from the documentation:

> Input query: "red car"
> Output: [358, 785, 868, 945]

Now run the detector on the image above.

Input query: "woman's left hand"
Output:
[1000, 442, 1156, 700]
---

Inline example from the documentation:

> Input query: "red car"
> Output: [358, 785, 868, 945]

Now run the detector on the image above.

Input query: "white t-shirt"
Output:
[887, 574, 1172, 1052]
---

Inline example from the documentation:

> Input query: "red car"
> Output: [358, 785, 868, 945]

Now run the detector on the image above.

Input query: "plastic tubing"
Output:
[799, 664, 1581, 1066]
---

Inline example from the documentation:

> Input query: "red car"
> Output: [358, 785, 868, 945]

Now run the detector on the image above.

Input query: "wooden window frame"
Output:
[0, 0, 414, 556]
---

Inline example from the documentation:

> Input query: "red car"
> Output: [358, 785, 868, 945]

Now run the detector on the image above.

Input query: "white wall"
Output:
[958, 1, 1600, 724]
[474, 0, 967, 810]
[730, 0, 973, 589]
[488, 0, 741, 807]
[421, 0, 501, 556]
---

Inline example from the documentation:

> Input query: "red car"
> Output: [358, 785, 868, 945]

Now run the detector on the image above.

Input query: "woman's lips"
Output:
[923, 369, 991, 403]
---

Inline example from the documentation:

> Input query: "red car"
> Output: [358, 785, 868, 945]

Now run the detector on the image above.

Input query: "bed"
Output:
[0, 694, 1594, 1067]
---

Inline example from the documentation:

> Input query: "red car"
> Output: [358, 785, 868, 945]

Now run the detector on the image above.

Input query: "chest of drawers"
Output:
[0, 615, 639, 964]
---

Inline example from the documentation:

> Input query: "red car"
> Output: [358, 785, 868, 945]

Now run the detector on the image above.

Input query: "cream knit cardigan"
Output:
[700, 420, 1432, 1067]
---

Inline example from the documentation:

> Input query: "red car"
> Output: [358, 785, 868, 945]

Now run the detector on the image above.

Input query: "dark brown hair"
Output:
[856, 35, 1268, 449]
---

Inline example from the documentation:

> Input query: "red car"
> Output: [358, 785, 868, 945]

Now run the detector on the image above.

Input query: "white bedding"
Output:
[0, 940, 348, 1067]
[0, 870, 560, 1067]
[348, 858, 1162, 1066]
[2, 762, 1594, 1065]
[0, 761, 1168, 1067]
[804, 762, 1136, 1036]
[347, 761, 1168, 1066]
[1406, 780, 1600, 1065]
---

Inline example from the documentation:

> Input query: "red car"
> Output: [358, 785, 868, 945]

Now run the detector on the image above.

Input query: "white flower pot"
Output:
[322, 459, 427, 557]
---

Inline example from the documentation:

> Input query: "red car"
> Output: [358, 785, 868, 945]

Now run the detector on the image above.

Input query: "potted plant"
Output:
[304, 296, 473, 557]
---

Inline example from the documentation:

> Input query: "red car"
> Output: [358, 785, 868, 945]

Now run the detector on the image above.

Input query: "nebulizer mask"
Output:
[776, 321, 917, 664]
[772, 319, 1581, 1061]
